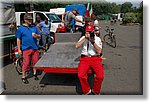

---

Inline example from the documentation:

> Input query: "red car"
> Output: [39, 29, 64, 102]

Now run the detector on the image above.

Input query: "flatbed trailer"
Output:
[34, 33, 93, 94]
[35, 42, 81, 73]
[34, 33, 92, 74]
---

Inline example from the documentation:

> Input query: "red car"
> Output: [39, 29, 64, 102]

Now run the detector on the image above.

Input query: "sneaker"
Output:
[87, 92, 93, 95]
[22, 77, 29, 84]
[91, 90, 99, 95]
[91, 91, 96, 95]
[87, 90, 96, 95]
[83, 89, 91, 95]
[33, 74, 39, 80]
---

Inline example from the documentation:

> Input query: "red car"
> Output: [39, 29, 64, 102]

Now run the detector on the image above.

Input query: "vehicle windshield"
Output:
[46, 14, 61, 23]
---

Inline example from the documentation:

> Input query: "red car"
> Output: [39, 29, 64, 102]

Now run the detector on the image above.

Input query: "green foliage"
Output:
[121, 2, 133, 13]
[122, 13, 136, 24]
[110, 3, 121, 14]
[92, 2, 121, 15]
[98, 14, 109, 20]
[34, 3, 67, 11]
[15, 2, 67, 12]
[122, 1, 143, 24]
[122, 12, 143, 24]
[14, 1, 143, 24]
[136, 12, 143, 24]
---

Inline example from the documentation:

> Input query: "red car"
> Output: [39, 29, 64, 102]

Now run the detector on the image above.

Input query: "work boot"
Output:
[33, 74, 39, 80]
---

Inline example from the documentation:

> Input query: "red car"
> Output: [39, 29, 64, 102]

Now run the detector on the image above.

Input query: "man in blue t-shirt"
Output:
[16, 13, 41, 84]
[37, 18, 51, 50]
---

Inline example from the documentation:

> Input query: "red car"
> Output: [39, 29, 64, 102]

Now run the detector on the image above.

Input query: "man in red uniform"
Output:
[75, 25, 104, 95]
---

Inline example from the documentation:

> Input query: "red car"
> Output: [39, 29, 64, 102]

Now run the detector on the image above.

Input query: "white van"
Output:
[49, 8, 65, 20]
[15, 11, 66, 33]
[44, 12, 66, 33]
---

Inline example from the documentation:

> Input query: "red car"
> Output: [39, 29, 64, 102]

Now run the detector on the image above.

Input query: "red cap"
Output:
[85, 25, 94, 32]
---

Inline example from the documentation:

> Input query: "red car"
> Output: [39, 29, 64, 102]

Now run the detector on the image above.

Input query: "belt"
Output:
[81, 54, 99, 58]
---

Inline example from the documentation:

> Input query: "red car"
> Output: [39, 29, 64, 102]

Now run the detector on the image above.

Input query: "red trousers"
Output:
[78, 56, 104, 94]
[22, 49, 39, 71]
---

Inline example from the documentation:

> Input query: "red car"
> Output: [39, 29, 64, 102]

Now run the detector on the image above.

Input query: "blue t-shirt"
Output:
[38, 21, 51, 35]
[16, 25, 41, 51]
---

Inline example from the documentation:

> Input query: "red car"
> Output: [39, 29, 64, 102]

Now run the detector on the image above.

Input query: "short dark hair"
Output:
[73, 8, 79, 14]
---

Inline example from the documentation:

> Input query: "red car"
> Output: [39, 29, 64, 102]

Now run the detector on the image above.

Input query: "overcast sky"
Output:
[106, 0, 143, 7]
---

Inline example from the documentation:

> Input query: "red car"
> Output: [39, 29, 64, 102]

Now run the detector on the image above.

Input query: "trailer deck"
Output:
[34, 33, 92, 74]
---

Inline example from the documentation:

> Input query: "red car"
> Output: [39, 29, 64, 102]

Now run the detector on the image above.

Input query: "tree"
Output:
[121, 2, 133, 13]
[110, 2, 121, 14]
[138, 1, 143, 12]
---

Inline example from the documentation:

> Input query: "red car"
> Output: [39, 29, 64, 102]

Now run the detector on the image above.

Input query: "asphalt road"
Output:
[0, 21, 143, 95]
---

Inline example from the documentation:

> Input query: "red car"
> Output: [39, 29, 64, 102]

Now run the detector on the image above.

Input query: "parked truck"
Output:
[15, 11, 66, 33]
[0, 2, 16, 59]
[49, 8, 65, 20]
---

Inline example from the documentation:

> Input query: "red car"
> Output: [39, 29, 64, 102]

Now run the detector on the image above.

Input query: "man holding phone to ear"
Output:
[75, 25, 104, 95]
[16, 13, 41, 84]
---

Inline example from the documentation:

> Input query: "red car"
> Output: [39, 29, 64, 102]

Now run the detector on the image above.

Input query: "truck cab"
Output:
[44, 12, 66, 33]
